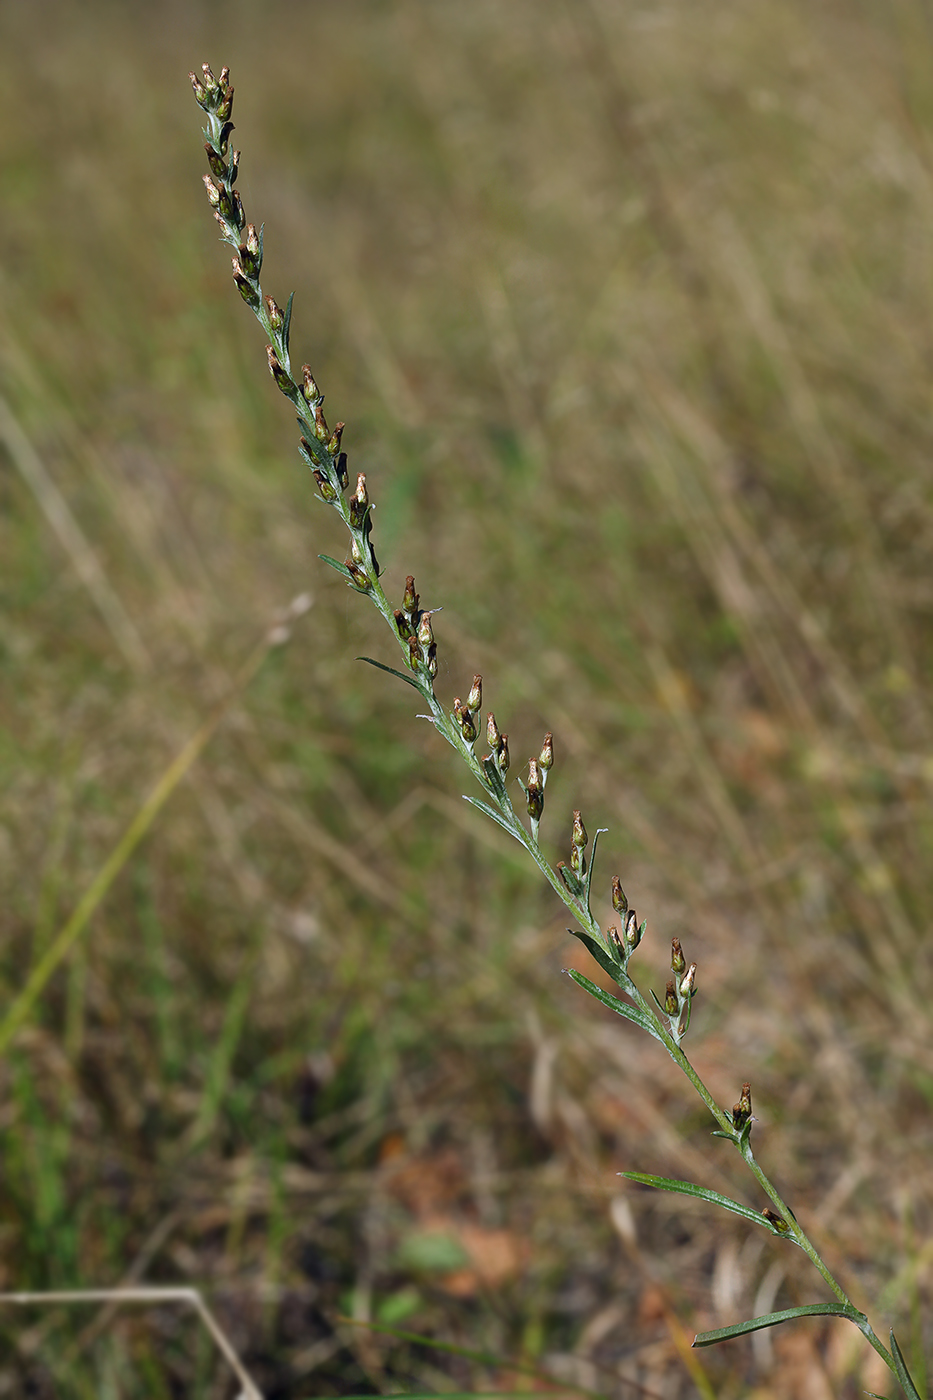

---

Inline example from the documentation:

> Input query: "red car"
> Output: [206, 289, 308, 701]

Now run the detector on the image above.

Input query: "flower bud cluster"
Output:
[452, 675, 482, 747]
[656, 935, 698, 1043]
[604, 877, 646, 966]
[193, 63, 367, 581]
[190, 62, 235, 120]
[395, 577, 438, 684]
[190, 66, 244, 248]
[485, 712, 510, 777]
[340, 472, 380, 589]
[517, 733, 554, 837]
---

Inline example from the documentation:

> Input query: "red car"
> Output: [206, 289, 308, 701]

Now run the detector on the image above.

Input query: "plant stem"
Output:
[191, 65, 913, 1395]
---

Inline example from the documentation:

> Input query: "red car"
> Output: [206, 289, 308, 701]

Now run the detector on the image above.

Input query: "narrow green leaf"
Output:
[567, 969, 660, 1039]
[582, 828, 608, 914]
[317, 552, 352, 579]
[568, 927, 627, 989]
[300, 423, 330, 467]
[336, 1316, 609, 1400]
[560, 865, 585, 899]
[694, 1304, 864, 1348]
[357, 656, 424, 692]
[282, 289, 295, 359]
[890, 1330, 925, 1400]
[481, 755, 509, 805]
[462, 795, 520, 840]
[620, 1171, 790, 1234]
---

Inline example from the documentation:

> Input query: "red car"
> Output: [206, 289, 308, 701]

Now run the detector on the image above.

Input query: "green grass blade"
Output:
[0, 639, 273, 1058]
[185, 944, 258, 1150]
[337, 1317, 609, 1399]
[619, 1171, 791, 1235]
[890, 1330, 925, 1400]
[693, 1303, 863, 1347]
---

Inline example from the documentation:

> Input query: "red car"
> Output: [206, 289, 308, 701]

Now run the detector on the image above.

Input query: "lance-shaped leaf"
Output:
[318, 553, 353, 579]
[558, 864, 585, 900]
[357, 656, 425, 693]
[462, 794, 522, 841]
[567, 969, 661, 1041]
[480, 754, 511, 808]
[890, 1330, 924, 1400]
[299, 424, 332, 468]
[693, 1303, 865, 1348]
[620, 1172, 793, 1236]
[569, 928, 629, 990]
[281, 289, 295, 364]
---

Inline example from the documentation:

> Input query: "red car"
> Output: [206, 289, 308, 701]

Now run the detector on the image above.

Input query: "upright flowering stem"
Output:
[189, 65, 921, 1397]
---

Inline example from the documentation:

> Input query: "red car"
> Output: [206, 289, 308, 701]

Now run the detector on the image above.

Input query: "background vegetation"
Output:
[1, 0, 931, 1395]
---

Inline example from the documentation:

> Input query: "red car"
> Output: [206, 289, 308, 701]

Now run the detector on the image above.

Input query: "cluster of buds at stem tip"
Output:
[190, 63, 234, 121]
[194, 68, 377, 599]
[485, 712, 510, 776]
[453, 675, 482, 746]
[606, 877, 645, 959]
[193, 66, 244, 242]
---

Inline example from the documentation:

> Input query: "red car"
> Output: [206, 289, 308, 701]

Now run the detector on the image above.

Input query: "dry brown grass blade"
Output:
[0, 394, 150, 674]
[635, 380, 921, 988]
[0, 1287, 263, 1399]
[711, 216, 923, 711]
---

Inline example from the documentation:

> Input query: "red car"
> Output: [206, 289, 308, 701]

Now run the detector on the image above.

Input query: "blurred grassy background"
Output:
[1, 0, 932, 1395]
